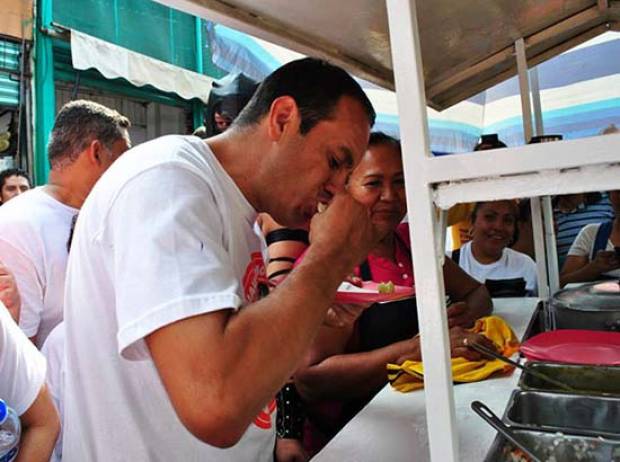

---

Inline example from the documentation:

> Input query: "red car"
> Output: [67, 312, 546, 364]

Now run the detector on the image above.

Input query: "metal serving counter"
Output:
[312, 298, 539, 462]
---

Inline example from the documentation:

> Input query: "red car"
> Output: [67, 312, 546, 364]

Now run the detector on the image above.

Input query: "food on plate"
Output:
[377, 281, 395, 294]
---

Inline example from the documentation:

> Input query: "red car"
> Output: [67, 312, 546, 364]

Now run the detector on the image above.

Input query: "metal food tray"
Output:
[519, 362, 620, 397]
[484, 428, 620, 462]
[505, 390, 620, 439]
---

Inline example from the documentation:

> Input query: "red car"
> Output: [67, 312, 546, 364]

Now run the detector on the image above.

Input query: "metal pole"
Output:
[437, 208, 447, 267]
[515, 38, 533, 143]
[516, 38, 549, 299]
[530, 67, 544, 137]
[193, 16, 205, 130]
[543, 196, 560, 294]
[33, 0, 56, 185]
[530, 67, 560, 295]
[386, 1, 458, 461]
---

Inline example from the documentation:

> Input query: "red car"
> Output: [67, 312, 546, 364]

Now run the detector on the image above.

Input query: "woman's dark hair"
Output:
[368, 131, 401, 152]
[234, 58, 375, 135]
[470, 200, 519, 224]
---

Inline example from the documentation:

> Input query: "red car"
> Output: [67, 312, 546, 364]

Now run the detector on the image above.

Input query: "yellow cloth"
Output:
[387, 316, 520, 393]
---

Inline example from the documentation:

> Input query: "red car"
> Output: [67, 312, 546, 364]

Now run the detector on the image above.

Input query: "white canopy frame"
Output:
[389, 2, 620, 460]
[155, 1, 620, 460]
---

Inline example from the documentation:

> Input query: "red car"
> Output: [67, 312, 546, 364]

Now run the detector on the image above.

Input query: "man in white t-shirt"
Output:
[62, 58, 378, 461]
[0, 100, 131, 348]
[0, 303, 60, 461]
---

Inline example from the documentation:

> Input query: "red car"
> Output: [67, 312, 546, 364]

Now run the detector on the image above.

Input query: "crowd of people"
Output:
[0, 58, 616, 461]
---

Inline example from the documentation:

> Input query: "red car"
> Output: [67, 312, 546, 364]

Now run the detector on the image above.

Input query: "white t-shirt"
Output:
[0, 188, 78, 347]
[41, 322, 65, 462]
[63, 135, 275, 461]
[568, 222, 620, 278]
[0, 303, 47, 416]
[454, 242, 538, 294]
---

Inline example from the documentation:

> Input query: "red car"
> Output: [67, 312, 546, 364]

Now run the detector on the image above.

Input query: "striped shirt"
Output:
[555, 194, 614, 268]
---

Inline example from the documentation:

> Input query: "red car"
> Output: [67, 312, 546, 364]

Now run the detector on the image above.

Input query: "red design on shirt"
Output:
[253, 398, 277, 430]
[242, 252, 268, 303]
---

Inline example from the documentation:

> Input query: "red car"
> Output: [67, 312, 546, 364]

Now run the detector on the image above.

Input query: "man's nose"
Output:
[327, 170, 350, 194]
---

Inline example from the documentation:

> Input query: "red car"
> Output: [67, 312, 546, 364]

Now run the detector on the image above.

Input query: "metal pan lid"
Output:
[552, 281, 620, 311]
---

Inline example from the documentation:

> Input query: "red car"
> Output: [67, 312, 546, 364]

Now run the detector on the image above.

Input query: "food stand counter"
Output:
[313, 298, 539, 462]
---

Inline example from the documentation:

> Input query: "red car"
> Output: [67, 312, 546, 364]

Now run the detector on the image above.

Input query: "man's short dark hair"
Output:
[368, 131, 401, 153]
[233, 58, 375, 135]
[47, 100, 131, 169]
[0, 168, 30, 189]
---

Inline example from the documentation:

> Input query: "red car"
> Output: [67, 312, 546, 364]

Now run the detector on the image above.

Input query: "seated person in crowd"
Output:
[0, 303, 59, 461]
[450, 200, 538, 297]
[0, 168, 30, 205]
[289, 132, 494, 456]
[560, 190, 620, 286]
[554, 192, 614, 269]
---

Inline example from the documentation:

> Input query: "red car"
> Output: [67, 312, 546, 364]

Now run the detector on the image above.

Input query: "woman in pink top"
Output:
[292, 132, 494, 456]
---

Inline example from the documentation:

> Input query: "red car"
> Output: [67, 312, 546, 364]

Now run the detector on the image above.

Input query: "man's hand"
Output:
[309, 193, 378, 276]
[447, 302, 478, 328]
[323, 302, 371, 328]
[0, 263, 20, 322]
[275, 438, 309, 462]
[591, 250, 620, 275]
[448, 326, 497, 361]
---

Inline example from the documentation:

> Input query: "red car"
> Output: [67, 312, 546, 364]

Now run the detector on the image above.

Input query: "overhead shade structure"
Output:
[480, 31, 620, 146]
[208, 23, 483, 153]
[208, 23, 619, 152]
[154, 0, 619, 111]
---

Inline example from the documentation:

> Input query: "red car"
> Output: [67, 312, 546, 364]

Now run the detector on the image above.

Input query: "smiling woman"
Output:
[450, 200, 538, 296]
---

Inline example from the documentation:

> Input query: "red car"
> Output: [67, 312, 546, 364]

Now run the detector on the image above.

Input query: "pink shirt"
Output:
[354, 223, 414, 288]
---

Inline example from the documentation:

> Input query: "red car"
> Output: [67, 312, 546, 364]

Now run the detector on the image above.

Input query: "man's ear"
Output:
[86, 139, 103, 166]
[267, 96, 300, 141]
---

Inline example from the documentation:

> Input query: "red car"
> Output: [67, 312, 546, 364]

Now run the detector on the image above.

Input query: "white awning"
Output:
[71, 29, 213, 104]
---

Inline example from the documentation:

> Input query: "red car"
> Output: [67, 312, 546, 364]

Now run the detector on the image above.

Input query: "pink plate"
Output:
[521, 330, 620, 365]
[334, 281, 414, 304]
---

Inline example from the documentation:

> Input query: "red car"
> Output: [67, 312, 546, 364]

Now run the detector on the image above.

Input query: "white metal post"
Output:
[515, 38, 533, 144]
[530, 67, 544, 137]
[386, 1, 459, 461]
[516, 38, 549, 299]
[437, 208, 448, 266]
[543, 196, 560, 293]
[530, 66, 560, 295]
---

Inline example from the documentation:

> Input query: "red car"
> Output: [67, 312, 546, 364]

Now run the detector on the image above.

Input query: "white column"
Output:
[530, 67, 544, 137]
[530, 66, 560, 295]
[516, 38, 549, 299]
[543, 196, 560, 294]
[386, 1, 458, 461]
[515, 38, 533, 143]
